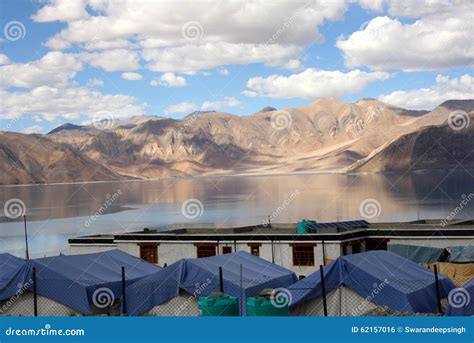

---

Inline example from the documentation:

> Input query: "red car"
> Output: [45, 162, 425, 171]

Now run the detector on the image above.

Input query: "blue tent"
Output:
[0, 253, 31, 301]
[126, 251, 297, 315]
[30, 249, 160, 313]
[446, 246, 474, 263]
[445, 278, 474, 316]
[125, 260, 184, 316]
[289, 251, 456, 314]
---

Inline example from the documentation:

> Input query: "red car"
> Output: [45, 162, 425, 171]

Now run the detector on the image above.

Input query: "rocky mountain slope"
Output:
[1, 98, 472, 185]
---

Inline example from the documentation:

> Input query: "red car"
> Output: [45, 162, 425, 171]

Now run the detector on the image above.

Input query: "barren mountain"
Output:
[1, 98, 473, 185]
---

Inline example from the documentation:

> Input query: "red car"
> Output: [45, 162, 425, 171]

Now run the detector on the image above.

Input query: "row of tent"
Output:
[1, 250, 472, 316]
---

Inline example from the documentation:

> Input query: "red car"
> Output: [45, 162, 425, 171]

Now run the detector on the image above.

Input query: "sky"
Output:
[0, 0, 472, 134]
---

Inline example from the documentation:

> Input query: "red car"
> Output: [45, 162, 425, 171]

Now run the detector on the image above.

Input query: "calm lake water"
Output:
[1, 171, 473, 258]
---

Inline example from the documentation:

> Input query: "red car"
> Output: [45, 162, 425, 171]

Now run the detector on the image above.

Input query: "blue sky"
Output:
[0, 0, 472, 134]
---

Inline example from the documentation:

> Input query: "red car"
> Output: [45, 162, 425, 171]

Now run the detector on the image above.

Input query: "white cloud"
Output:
[0, 54, 11, 65]
[80, 49, 140, 72]
[151, 73, 187, 87]
[201, 97, 241, 111]
[0, 52, 82, 89]
[121, 72, 143, 80]
[21, 125, 44, 134]
[33, 0, 348, 73]
[337, 2, 473, 72]
[32, 0, 89, 22]
[0, 86, 144, 120]
[164, 97, 241, 115]
[244, 68, 389, 99]
[218, 68, 230, 76]
[380, 74, 474, 110]
[164, 102, 198, 115]
[355, 0, 384, 11]
[86, 78, 104, 87]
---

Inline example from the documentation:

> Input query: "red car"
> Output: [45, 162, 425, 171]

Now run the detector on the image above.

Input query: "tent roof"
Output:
[388, 244, 446, 263]
[30, 250, 161, 313]
[289, 251, 455, 313]
[446, 246, 474, 263]
[126, 251, 297, 315]
[0, 253, 31, 301]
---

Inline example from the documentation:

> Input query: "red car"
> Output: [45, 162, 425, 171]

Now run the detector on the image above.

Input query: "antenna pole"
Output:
[23, 215, 30, 260]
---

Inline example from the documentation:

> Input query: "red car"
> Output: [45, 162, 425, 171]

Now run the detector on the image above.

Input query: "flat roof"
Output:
[69, 219, 474, 245]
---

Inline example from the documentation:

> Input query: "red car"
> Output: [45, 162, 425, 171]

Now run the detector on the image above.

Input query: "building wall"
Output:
[70, 244, 117, 255]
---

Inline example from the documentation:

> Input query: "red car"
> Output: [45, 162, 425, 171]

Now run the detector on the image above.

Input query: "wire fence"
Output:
[0, 265, 471, 317]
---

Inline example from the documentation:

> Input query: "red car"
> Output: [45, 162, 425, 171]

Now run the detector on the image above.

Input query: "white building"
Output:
[69, 219, 474, 277]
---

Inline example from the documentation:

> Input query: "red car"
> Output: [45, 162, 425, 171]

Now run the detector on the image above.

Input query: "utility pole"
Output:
[23, 215, 29, 260]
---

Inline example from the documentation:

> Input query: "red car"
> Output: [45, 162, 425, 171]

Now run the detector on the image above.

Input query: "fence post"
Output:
[433, 264, 442, 314]
[322, 240, 326, 266]
[219, 266, 224, 293]
[121, 266, 127, 315]
[240, 264, 243, 316]
[319, 265, 328, 316]
[32, 267, 38, 317]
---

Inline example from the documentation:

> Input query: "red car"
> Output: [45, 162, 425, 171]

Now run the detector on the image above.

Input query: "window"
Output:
[139, 243, 159, 264]
[352, 242, 361, 254]
[195, 243, 217, 258]
[248, 243, 261, 257]
[250, 246, 260, 256]
[366, 238, 388, 251]
[222, 246, 232, 254]
[291, 244, 316, 266]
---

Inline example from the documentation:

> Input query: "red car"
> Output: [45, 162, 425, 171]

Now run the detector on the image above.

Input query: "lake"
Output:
[1, 171, 473, 258]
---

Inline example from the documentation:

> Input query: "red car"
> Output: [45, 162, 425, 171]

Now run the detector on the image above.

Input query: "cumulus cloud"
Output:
[0, 52, 82, 89]
[164, 97, 241, 115]
[80, 49, 140, 72]
[0, 86, 144, 120]
[150, 73, 187, 87]
[121, 72, 143, 81]
[380, 74, 474, 110]
[244, 69, 389, 99]
[337, 1, 473, 71]
[33, 0, 348, 73]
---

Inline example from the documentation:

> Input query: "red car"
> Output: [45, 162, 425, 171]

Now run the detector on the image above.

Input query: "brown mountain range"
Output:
[1, 98, 473, 185]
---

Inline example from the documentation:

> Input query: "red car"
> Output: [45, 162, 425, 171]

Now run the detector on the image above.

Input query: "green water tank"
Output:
[198, 293, 239, 316]
[246, 292, 289, 316]
[297, 220, 316, 234]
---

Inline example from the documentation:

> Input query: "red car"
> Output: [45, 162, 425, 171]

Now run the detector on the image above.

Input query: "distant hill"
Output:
[1, 98, 473, 184]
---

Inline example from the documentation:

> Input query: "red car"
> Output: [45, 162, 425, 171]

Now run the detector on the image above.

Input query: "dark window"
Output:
[197, 245, 216, 258]
[222, 246, 232, 254]
[139, 243, 158, 264]
[366, 239, 388, 251]
[352, 242, 361, 254]
[250, 246, 260, 257]
[292, 246, 315, 266]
